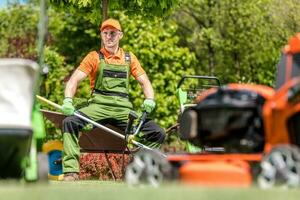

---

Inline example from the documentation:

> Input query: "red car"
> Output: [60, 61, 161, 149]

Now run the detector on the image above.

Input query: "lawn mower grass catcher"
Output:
[0, 59, 48, 181]
[125, 33, 300, 188]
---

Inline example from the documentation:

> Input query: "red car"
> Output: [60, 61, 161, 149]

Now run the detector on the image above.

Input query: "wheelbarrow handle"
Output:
[36, 95, 62, 110]
[36, 95, 125, 140]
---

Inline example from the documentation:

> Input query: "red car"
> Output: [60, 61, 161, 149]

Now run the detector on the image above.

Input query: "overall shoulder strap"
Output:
[98, 51, 104, 60]
[94, 51, 105, 91]
[124, 52, 131, 91]
[125, 52, 131, 64]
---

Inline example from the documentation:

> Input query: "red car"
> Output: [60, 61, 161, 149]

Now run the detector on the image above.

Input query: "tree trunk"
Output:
[102, 0, 109, 21]
[101, 0, 109, 47]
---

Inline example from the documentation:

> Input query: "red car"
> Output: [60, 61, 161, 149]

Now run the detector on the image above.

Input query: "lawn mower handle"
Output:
[177, 75, 221, 89]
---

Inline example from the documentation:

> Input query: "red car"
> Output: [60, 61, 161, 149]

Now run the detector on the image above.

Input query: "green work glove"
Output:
[141, 98, 156, 114]
[62, 97, 75, 116]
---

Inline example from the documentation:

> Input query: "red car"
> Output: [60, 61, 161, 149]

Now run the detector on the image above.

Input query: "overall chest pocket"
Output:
[102, 76, 127, 92]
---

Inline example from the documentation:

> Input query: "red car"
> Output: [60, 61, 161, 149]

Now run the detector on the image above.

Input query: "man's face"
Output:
[101, 26, 123, 48]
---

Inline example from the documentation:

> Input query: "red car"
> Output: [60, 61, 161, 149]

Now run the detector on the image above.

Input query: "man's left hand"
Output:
[142, 98, 156, 113]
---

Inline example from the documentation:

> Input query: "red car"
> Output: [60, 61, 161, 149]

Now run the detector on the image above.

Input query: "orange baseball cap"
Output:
[100, 19, 122, 31]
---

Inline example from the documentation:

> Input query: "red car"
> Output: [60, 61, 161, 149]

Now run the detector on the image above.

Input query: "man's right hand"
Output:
[62, 97, 75, 116]
[142, 98, 156, 114]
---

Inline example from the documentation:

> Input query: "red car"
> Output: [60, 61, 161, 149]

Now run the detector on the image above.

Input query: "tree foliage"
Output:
[47, 7, 99, 65]
[172, 0, 300, 86]
[49, 0, 180, 23]
[0, 4, 38, 59]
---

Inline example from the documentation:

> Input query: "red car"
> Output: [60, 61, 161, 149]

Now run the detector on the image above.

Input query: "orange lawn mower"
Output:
[125, 33, 300, 188]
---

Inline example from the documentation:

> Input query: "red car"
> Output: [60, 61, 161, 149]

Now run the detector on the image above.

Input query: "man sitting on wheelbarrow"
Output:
[61, 18, 165, 181]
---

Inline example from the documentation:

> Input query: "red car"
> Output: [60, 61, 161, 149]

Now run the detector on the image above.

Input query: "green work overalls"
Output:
[63, 52, 134, 173]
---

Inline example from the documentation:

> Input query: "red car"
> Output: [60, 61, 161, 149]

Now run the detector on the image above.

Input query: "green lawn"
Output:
[0, 180, 300, 200]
